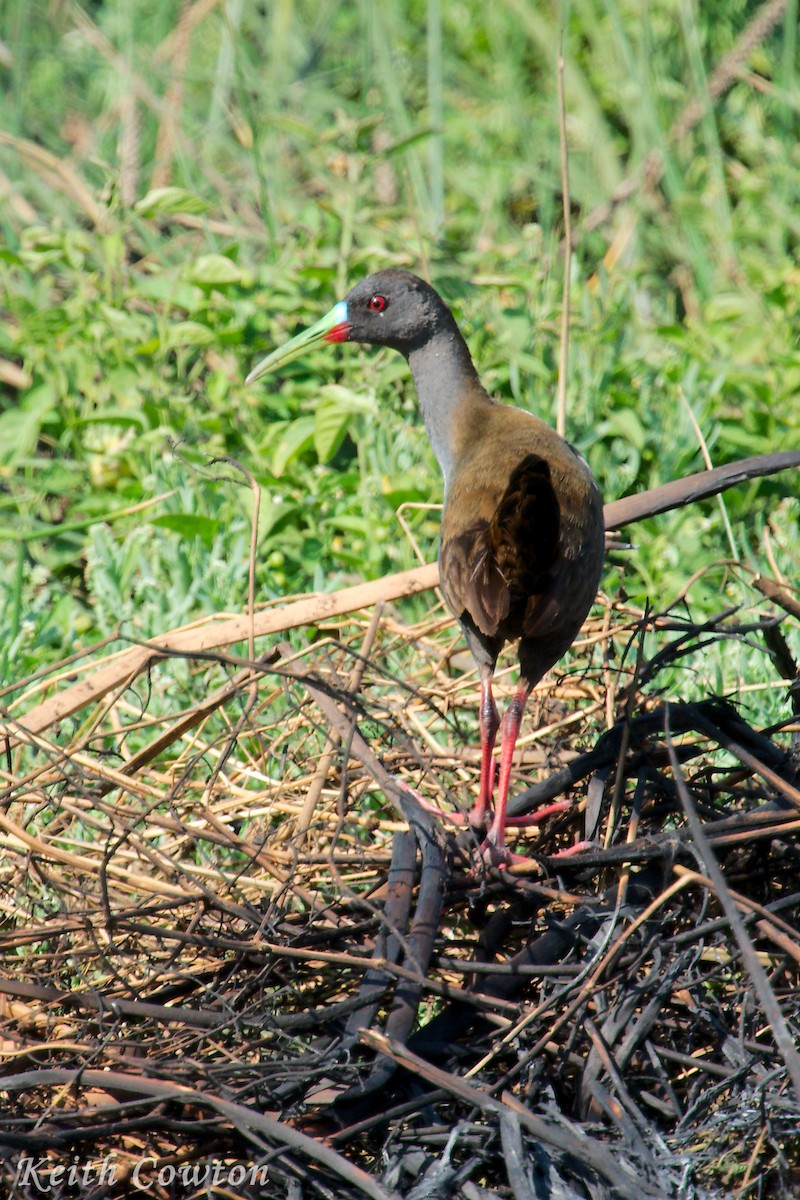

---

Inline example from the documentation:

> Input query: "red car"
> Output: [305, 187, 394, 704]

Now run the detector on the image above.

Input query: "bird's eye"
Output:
[368, 294, 387, 312]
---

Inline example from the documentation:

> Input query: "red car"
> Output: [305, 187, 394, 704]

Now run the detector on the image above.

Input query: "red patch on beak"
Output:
[324, 322, 350, 343]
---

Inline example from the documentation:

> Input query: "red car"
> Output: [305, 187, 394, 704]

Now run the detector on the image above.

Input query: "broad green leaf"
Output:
[98, 304, 153, 341]
[314, 403, 353, 462]
[72, 408, 150, 431]
[0, 385, 56, 471]
[318, 383, 376, 412]
[603, 408, 647, 451]
[134, 187, 210, 217]
[162, 321, 216, 348]
[718, 424, 772, 452]
[271, 416, 315, 476]
[137, 276, 202, 311]
[151, 514, 220, 545]
[704, 294, 757, 323]
[322, 514, 373, 533]
[187, 254, 249, 287]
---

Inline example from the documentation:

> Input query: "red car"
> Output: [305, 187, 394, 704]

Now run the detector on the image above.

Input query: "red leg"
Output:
[479, 685, 594, 865]
[482, 683, 530, 862]
[398, 674, 591, 864]
[468, 674, 499, 830]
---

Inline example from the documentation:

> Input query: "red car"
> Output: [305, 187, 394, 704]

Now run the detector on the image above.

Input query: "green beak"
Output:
[245, 301, 349, 384]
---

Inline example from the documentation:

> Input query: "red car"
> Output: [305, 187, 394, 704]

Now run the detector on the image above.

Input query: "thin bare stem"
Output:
[556, 29, 572, 439]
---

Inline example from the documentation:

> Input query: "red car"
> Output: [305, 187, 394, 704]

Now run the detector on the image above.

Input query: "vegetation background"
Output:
[1, 8, 800, 1194]
[1, 0, 798, 720]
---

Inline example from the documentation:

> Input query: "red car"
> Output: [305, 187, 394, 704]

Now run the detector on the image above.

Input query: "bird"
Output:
[246, 269, 605, 865]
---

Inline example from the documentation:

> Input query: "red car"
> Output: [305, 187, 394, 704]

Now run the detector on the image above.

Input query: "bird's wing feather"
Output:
[439, 520, 508, 638]
[439, 454, 560, 642]
[489, 456, 560, 611]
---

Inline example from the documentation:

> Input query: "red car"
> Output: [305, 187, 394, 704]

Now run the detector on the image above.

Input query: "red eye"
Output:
[369, 294, 387, 312]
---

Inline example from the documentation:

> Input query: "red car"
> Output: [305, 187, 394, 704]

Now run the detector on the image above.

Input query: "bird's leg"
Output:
[478, 685, 591, 866]
[481, 683, 531, 860]
[469, 674, 499, 830]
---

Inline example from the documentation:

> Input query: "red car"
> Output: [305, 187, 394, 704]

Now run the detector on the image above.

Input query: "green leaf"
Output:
[314, 403, 353, 462]
[271, 416, 315, 476]
[603, 408, 647, 452]
[150, 514, 220, 546]
[162, 321, 216, 348]
[187, 254, 249, 287]
[382, 128, 437, 155]
[704, 293, 757, 323]
[323, 514, 372, 533]
[318, 383, 376, 413]
[137, 276, 202, 311]
[134, 187, 211, 217]
[383, 488, 430, 508]
[0, 385, 56, 472]
[98, 303, 155, 341]
[72, 408, 150, 432]
[718, 424, 772, 452]
[312, 384, 374, 460]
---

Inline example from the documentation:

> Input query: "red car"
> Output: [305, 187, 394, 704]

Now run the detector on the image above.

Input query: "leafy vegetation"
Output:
[1, 0, 798, 720]
[2, 13, 799, 1197]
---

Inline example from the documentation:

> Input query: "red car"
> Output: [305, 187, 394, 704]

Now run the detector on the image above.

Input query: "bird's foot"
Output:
[392, 779, 500, 833]
[503, 798, 573, 828]
[477, 839, 539, 869]
[393, 781, 594, 866]
[467, 804, 490, 832]
[549, 839, 597, 858]
[476, 835, 596, 871]
[477, 803, 595, 870]
[392, 780, 472, 828]
[474, 817, 541, 869]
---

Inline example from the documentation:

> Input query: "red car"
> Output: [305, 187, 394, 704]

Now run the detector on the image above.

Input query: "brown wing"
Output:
[439, 520, 503, 637]
[488, 455, 560, 631]
[438, 454, 560, 651]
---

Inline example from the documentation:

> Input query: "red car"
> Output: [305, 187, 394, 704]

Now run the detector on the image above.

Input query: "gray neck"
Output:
[407, 326, 488, 490]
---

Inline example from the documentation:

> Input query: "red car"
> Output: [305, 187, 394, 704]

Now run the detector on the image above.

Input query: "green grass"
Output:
[1, 0, 799, 720]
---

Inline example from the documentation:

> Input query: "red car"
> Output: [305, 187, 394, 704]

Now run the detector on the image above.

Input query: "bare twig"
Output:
[555, 30, 572, 440]
[665, 706, 800, 1105]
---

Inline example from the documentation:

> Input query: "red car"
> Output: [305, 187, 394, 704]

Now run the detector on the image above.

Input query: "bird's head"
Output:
[246, 269, 450, 383]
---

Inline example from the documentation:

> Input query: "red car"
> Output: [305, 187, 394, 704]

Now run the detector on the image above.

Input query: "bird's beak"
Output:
[245, 301, 350, 384]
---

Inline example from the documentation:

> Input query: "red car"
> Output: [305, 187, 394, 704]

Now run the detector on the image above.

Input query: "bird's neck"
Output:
[407, 327, 492, 490]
